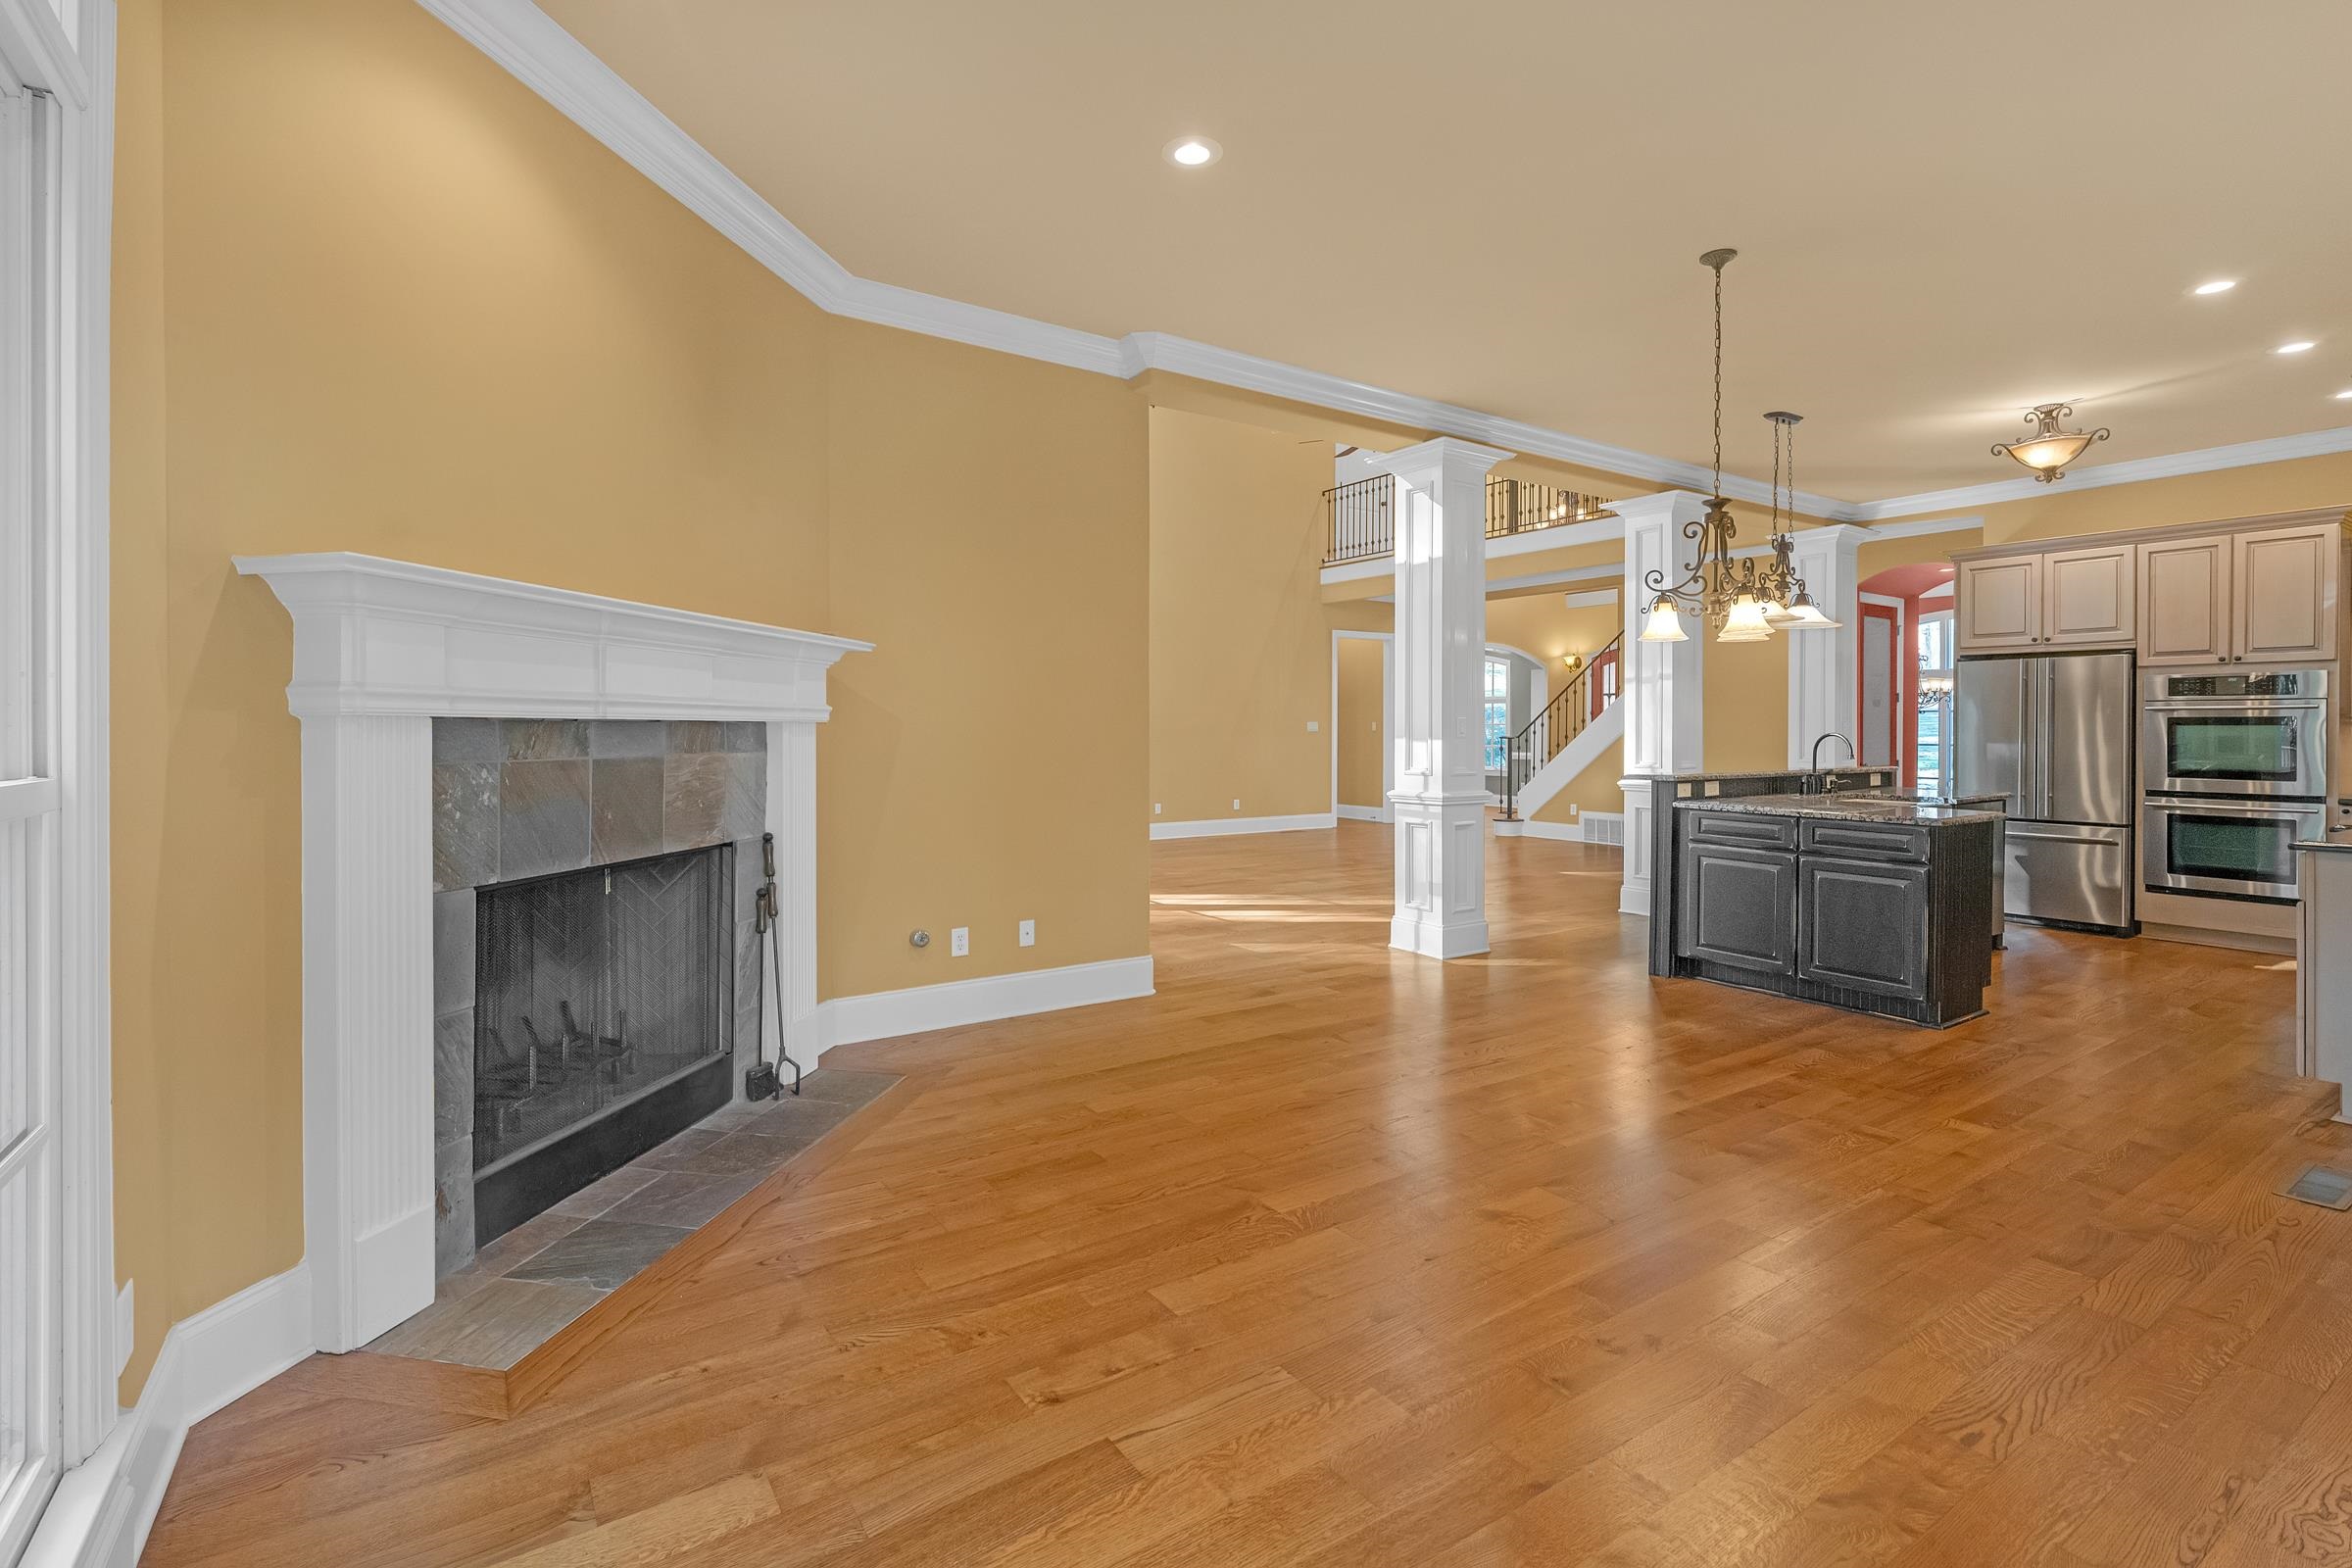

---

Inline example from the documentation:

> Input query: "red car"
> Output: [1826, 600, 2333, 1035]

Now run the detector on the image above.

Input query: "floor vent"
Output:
[2282, 1165, 2352, 1210]
[1583, 812, 1626, 847]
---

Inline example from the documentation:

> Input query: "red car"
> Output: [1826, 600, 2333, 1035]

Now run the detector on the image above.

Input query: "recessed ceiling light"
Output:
[2277, 341, 2318, 354]
[2192, 279, 2237, 295]
[2335, 390, 2352, 401]
[1163, 136, 1221, 169]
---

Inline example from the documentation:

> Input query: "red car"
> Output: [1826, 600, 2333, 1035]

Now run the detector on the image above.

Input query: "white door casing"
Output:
[2, 0, 120, 1547]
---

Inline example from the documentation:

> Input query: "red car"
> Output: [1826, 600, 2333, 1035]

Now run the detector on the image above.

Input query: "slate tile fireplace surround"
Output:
[430, 717, 767, 1278]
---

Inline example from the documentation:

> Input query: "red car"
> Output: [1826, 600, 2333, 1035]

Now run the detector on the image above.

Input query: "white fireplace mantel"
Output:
[236, 552, 871, 1352]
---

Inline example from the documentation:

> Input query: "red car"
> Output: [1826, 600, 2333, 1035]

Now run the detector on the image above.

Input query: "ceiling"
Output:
[537, 0, 2352, 503]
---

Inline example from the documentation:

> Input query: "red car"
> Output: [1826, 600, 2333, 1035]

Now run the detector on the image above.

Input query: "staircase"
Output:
[1499, 633, 1622, 824]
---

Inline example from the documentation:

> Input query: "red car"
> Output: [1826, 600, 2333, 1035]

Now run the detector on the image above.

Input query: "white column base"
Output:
[1390, 794, 1490, 958]
[1619, 776, 1656, 917]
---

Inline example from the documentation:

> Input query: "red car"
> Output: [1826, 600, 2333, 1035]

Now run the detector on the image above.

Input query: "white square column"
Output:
[1386, 437, 1513, 957]
[1787, 524, 1866, 766]
[1615, 492, 1712, 917]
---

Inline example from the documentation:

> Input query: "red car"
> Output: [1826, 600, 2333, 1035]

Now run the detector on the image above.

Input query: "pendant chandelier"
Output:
[1639, 250, 1837, 644]
[1991, 402, 2109, 483]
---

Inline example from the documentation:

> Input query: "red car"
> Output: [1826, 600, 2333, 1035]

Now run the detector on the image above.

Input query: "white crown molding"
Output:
[1845, 426, 2352, 521]
[414, 0, 2352, 524]
[410, 0, 1843, 513]
[1852, 514, 1985, 541]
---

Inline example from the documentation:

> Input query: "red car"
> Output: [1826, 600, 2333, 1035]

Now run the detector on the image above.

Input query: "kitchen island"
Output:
[1656, 790, 2002, 1027]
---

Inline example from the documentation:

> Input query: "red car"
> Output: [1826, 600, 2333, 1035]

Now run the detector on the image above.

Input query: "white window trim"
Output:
[0, 0, 119, 1484]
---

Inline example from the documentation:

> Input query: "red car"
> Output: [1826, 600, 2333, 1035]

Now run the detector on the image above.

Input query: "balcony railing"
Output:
[1325, 475, 1396, 565]
[1324, 474, 1614, 566]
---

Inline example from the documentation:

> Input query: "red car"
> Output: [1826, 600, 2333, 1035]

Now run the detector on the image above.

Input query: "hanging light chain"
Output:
[1712, 260, 1724, 501]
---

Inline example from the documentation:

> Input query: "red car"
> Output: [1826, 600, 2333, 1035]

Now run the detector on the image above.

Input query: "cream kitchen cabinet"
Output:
[1956, 543, 2133, 652]
[1956, 556, 2041, 651]
[2138, 522, 2338, 665]
[2039, 544, 2136, 647]
[2233, 522, 2338, 663]
[2136, 535, 2231, 665]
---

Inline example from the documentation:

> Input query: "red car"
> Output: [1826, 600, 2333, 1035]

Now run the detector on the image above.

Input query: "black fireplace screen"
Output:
[473, 845, 732, 1175]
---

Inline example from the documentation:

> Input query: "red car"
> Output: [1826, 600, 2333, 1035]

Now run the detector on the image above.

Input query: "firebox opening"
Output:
[471, 842, 734, 1247]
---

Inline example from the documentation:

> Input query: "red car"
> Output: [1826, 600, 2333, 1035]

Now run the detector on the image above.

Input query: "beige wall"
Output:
[1148, 405, 1333, 823]
[823, 322, 1150, 998]
[108, 0, 1148, 1396]
[1334, 636, 1385, 809]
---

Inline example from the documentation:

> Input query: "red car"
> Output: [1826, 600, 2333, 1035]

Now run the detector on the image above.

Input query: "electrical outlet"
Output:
[951, 926, 969, 956]
[1307, 719, 1319, 732]
[1018, 918, 1035, 948]
[1153, 803, 1161, 815]
[1568, 804, 1580, 817]
[1232, 799, 1242, 811]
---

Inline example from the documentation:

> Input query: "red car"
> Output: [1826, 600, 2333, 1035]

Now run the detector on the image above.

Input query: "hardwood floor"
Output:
[143, 822, 2352, 1567]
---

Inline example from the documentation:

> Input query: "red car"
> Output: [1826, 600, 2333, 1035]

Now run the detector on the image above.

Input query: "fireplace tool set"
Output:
[747, 831, 804, 1101]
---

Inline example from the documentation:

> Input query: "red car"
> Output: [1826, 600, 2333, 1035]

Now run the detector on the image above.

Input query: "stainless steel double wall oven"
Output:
[2139, 666, 2329, 902]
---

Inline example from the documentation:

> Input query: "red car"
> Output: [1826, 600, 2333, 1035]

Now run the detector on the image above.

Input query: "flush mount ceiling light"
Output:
[2335, 389, 2352, 401]
[1991, 402, 2110, 484]
[1637, 252, 1836, 645]
[2192, 279, 2237, 296]
[1163, 136, 1221, 168]
[2277, 340, 2317, 355]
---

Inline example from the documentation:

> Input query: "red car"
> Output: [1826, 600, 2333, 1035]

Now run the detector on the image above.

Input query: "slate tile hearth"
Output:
[368, 1068, 897, 1370]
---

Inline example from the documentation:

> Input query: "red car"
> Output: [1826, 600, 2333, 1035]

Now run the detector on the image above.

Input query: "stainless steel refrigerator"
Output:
[1955, 650, 2136, 933]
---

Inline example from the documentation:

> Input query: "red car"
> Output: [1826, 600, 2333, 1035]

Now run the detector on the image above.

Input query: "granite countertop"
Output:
[1633, 766, 1891, 784]
[1675, 792, 2004, 827]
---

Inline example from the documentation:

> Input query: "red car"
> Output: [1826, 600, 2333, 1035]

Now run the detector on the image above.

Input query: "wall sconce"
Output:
[1561, 653, 1584, 673]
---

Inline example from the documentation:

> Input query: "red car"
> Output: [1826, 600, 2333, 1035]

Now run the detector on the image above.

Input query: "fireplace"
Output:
[471, 844, 734, 1246]
[235, 552, 868, 1352]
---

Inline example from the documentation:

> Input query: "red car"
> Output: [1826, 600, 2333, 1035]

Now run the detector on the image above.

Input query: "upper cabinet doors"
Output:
[2233, 523, 2338, 664]
[1957, 556, 2041, 651]
[2040, 544, 2135, 647]
[2139, 523, 2339, 665]
[2137, 536, 2232, 666]
[1956, 544, 2133, 652]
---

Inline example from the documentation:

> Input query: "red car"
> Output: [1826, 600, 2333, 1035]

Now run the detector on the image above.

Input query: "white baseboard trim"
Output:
[1334, 804, 1390, 823]
[1149, 812, 1337, 841]
[1511, 819, 1587, 842]
[819, 956, 1154, 1051]
[26, 1264, 314, 1568]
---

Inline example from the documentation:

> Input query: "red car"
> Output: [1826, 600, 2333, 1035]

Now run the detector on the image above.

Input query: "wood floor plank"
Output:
[138, 826, 2352, 1568]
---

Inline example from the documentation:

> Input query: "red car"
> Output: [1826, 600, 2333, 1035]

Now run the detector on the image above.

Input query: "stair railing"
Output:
[1324, 475, 1615, 566]
[1500, 633, 1621, 822]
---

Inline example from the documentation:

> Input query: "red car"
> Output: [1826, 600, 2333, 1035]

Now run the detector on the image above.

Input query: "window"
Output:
[1917, 614, 1949, 673]
[1915, 609, 1955, 797]
[0, 78, 63, 1559]
[1483, 658, 1509, 772]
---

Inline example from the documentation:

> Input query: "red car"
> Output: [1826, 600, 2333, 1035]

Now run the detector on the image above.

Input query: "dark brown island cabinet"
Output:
[1651, 786, 2002, 1028]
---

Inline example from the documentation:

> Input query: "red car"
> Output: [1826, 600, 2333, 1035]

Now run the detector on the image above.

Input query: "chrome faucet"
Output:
[1810, 731, 1856, 793]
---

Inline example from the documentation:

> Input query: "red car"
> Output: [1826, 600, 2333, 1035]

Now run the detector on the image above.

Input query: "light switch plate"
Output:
[1018, 919, 1035, 948]
[951, 926, 969, 956]
[1307, 719, 1319, 732]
